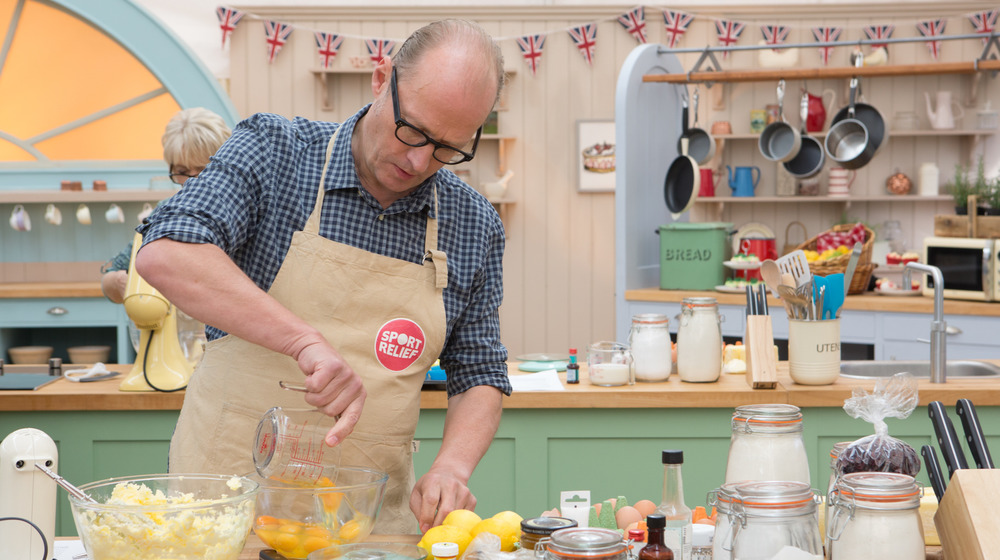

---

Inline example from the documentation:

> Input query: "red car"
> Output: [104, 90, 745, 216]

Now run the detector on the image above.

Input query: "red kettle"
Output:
[804, 89, 836, 132]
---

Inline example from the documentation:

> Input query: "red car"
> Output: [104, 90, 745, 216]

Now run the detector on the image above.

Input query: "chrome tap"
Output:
[903, 263, 947, 383]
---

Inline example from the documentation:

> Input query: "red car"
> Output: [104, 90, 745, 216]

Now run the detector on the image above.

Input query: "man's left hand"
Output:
[410, 468, 477, 532]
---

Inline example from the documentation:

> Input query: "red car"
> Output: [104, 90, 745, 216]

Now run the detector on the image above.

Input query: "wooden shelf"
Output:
[0, 190, 174, 204]
[311, 67, 518, 111]
[643, 60, 1000, 84]
[714, 129, 994, 140]
[696, 195, 952, 203]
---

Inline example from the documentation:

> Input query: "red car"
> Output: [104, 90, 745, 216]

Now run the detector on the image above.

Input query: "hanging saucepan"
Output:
[664, 138, 700, 220]
[676, 88, 716, 165]
[830, 74, 888, 157]
[825, 76, 874, 170]
[783, 91, 825, 178]
[759, 79, 801, 162]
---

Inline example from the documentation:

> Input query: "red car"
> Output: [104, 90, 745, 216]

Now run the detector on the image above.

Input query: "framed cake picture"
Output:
[576, 120, 616, 192]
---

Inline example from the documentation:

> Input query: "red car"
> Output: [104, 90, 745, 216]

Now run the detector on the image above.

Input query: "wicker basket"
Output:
[795, 224, 877, 294]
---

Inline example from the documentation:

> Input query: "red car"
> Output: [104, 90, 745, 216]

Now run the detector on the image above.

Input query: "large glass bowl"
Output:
[251, 466, 389, 559]
[69, 473, 259, 560]
[307, 542, 428, 560]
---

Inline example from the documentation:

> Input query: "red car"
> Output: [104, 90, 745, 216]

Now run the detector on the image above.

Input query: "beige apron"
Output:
[168, 125, 448, 534]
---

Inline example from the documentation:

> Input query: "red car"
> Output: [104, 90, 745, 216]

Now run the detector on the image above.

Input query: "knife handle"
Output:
[957, 398, 994, 469]
[921, 444, 947, 502]
[929, 401, 969, 479]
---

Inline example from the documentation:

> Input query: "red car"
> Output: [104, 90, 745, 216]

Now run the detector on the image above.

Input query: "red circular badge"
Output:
[375, 318, 426, 371]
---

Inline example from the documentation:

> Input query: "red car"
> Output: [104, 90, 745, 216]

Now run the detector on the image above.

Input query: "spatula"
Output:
[822, 273, 845, 319]
[776, 249, 812, 289]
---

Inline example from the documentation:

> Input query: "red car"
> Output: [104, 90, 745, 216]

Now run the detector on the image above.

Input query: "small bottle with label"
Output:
[639, 514, 675, 560]
[566, 348, 580, 384]
[431, 542, 459, 560]
[656, 450, 692, 560]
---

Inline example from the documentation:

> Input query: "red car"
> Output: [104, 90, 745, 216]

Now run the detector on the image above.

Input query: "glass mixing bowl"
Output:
[69, 473, 259, 560]
[251, 466, 389, 559]
[307, 542, 428, 560]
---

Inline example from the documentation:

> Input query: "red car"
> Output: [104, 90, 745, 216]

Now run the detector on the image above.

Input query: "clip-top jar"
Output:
[724, 404, 809, 485]
[827, 472, 924, 560]
[629, 314, 672, 382]
[822, 441, 853, 544]
[726, 481, 822, 559]
[708, 482, 741, 560]
[535, 527, 628, 560]
[676, 298, 722, 383]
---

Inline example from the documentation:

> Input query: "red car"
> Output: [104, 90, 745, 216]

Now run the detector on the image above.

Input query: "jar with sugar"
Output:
[726, 481, 823, 559]
[724, 404, 810, 485]
[629, 314, 672, 382]
[827, 472, 924, 560]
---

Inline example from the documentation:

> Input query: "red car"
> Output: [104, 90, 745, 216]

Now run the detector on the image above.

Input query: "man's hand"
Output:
[410, 468, 476, 532]
[293, 338, 367, 446]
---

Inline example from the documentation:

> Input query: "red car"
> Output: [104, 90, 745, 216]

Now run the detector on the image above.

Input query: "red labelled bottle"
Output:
[639, 514, 674, 560]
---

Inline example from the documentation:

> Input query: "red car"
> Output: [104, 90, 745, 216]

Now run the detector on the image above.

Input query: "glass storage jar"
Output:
[521, 517, 579, 553]
[724, 404, 810, 485]
[727, 481, 822, 560]
[629, 314, 673, 382]
[827, 472, 924, 560]
[822, 441, 853, 546]
[536, 527, 628, 560]
[709, 482, 742, 560]
[676, 298, 723, 383]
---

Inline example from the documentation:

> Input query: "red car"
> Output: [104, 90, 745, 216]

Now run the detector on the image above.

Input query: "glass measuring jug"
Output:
[253, 382, 341, 484]
[587, 341, 635, 386]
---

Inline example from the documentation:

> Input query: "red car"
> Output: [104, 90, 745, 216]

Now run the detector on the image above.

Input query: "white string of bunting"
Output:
[215, 5, 998, 74]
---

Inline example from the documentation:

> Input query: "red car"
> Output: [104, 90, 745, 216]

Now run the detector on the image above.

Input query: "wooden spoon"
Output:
[760, 259, 782, 297]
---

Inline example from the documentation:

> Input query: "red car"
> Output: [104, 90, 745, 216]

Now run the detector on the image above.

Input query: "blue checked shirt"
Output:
[138, 106, 510, 397]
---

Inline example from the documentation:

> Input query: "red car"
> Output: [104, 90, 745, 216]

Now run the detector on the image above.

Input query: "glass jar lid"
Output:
[631, 313, 669, 326]
[521, 517, 579, 536]
[833, 472, 921, 507]
[732, 404, 803, 433]
[547, 528, 626, 556]
[681, 297, 718, 308]
[829, 441, 853, 460]
[710, 481, 743, 514]
[732, 481, 816, 515]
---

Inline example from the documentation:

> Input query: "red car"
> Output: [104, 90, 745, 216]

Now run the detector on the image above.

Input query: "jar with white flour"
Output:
[827, 472, 925, 560]
[629, 314, 672, 382]
[676, 297, 722, 382]
[724, 404, 810, 485]
[726, 481, 823, 560]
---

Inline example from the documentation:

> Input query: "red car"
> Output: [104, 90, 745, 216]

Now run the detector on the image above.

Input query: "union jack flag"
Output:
[314, 32, 344, 68]
[715, 19, 746, 58]
[760, 24, 789, 52]
[662, 10, 694, 49]
[811, 26, 842, 66]
[263, 20, 293, 64]
[864, 24, 895, 50]
[216, 7, 245, 48]
[968, 9, 999, 44]
[515, 34, 546, 75]
[567, 24, 598, 65]
[366, 39, 396, 64]
[916, 19, 947, 60]
[617, 7, 647, 44]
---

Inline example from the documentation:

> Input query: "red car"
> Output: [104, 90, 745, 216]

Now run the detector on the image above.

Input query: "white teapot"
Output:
[482, 170, 514, 201]
[925, 91, 964, 130]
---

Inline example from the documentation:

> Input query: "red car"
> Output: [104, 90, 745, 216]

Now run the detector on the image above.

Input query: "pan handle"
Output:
[776, 79, 786, 122]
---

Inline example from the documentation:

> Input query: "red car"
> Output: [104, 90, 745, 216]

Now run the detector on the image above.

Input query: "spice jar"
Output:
[536, 527, 628, 560]
[727, 481, 822, 559]
[724, 404, 810, 485]
[629, 314, 672, 382]
[520, 517, 578, 553]
[827, 473, 925, 560]
[676, 298, 722, 383]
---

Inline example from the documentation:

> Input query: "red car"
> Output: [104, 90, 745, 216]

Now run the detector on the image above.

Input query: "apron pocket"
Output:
[204, 401, 262, 475]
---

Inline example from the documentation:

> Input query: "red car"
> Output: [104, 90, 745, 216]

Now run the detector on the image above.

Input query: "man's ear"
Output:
[371, 56, 392, 97]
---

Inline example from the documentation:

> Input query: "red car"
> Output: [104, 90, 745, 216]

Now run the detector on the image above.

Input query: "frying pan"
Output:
[676, 89, 716, 165]
[825, 76, 873, 170]
[830, 77, 888, 157]
[759, 79, 801, 163]
[783, 92, 825, 178]
[664, 138, 700, 219]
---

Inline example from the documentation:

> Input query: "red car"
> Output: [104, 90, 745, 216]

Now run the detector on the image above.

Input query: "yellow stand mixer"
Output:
[119, 232, 194, 392]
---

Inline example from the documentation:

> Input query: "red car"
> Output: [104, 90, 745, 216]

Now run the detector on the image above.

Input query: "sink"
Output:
[839, 360, 1000, 379]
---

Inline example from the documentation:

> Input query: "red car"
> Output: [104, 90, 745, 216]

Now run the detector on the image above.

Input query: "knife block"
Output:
[935, 469, 1000, 559]
[743, 315, 777, 389]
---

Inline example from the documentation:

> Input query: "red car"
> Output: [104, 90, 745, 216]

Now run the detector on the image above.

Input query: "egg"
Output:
[615, 505, 643, 529]
[633, 499, 657, 518]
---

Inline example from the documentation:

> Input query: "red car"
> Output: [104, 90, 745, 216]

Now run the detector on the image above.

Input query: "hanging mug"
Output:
[698, 168, 719, 197]
[105, 203, 125, 224]
[76, 204, 92, 225]
[137, 202, 154, 223]
[9, 204, 31, 231]
[44, 204, 62, 226]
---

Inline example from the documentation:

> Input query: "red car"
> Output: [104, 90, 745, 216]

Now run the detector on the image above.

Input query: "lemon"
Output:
[442, 509, 482, 534]
[471, 517, 519, 552]
[491, 510, 523, 527]
[417, 524, 473, 557]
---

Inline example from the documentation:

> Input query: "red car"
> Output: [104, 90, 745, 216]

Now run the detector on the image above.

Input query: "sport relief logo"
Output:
[375, 318, 426, 371]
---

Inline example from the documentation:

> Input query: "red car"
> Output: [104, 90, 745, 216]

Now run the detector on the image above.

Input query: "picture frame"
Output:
[576, 120, 616, 193]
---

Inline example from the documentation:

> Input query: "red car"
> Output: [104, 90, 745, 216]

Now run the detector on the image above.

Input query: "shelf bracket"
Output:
[496, 138, 515, 176]
[975, 32, 1000, 79]
[688, 47, 723, 88]
[314, 73, 333, 112]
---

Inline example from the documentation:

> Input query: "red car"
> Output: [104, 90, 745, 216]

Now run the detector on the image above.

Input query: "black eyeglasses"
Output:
[169, 167, 199, 185]
[391, 67, 480, 165]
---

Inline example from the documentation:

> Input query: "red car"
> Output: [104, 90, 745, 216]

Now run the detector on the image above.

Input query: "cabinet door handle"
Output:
[46, 306, 68, 316]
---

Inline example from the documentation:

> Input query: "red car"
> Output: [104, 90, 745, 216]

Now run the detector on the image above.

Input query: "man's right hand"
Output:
[293, 337, 367, 446]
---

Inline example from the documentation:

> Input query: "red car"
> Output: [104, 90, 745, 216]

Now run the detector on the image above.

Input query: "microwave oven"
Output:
[922, 237, 1000, 301]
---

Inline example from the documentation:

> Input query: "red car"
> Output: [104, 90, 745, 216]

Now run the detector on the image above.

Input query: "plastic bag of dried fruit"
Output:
[837, 372, 921, 476]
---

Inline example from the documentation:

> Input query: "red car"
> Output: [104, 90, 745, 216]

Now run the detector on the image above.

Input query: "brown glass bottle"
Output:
[639, 514, 674, 560]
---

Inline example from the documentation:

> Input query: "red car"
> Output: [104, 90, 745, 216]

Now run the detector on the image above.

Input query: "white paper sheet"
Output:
[54, 540, 88, 560]
[509, 370, 566, 391]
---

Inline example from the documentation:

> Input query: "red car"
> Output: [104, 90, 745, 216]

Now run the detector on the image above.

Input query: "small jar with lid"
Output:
[431, 542, 459, 560]
[535, 527, 628, 560]
[676, 297, 723, 383]
[520, 517, 579, 553]
[629, 314, 673, 382]
[724, 404, 810, 485]
[726, 481, 822, 559]
[827, 472, 925, 560]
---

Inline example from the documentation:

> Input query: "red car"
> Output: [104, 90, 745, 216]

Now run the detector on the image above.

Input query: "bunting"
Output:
[864, 24, 895, 49]
[365, 39, 396, 64]
[811, 26, 842, 65]
[968, 9, 999, 44]
[216, 7, 245, 48]
[263, 20, 293, 63]
[916, 19, 947, 60]
[662, 10, 694, 49]
[617, 7, 647, 44]
[715, 19, 746, 58]
[760, 24, 790, 51]
[567, 24, 598, 65]
[314, 32, 344, 68]
[516, 34, 546, 75]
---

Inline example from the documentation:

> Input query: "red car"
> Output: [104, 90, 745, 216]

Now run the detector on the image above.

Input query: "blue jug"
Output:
[727, 166, 761, 197]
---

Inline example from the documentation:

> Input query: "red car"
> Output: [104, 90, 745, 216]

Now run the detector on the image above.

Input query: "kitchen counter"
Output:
[0, 281, 104, 298]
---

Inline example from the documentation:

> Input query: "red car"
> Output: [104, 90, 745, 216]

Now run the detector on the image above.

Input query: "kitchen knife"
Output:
[929, 400, 969, 479]
[957, 398, 994, 468]
[921, 445, 947, 502]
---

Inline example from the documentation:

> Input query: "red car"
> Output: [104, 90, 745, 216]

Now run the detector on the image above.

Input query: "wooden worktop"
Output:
[0, 281, 104, 298]
[7, 361, 1000, 412]
[626, 288, 1000, 317]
